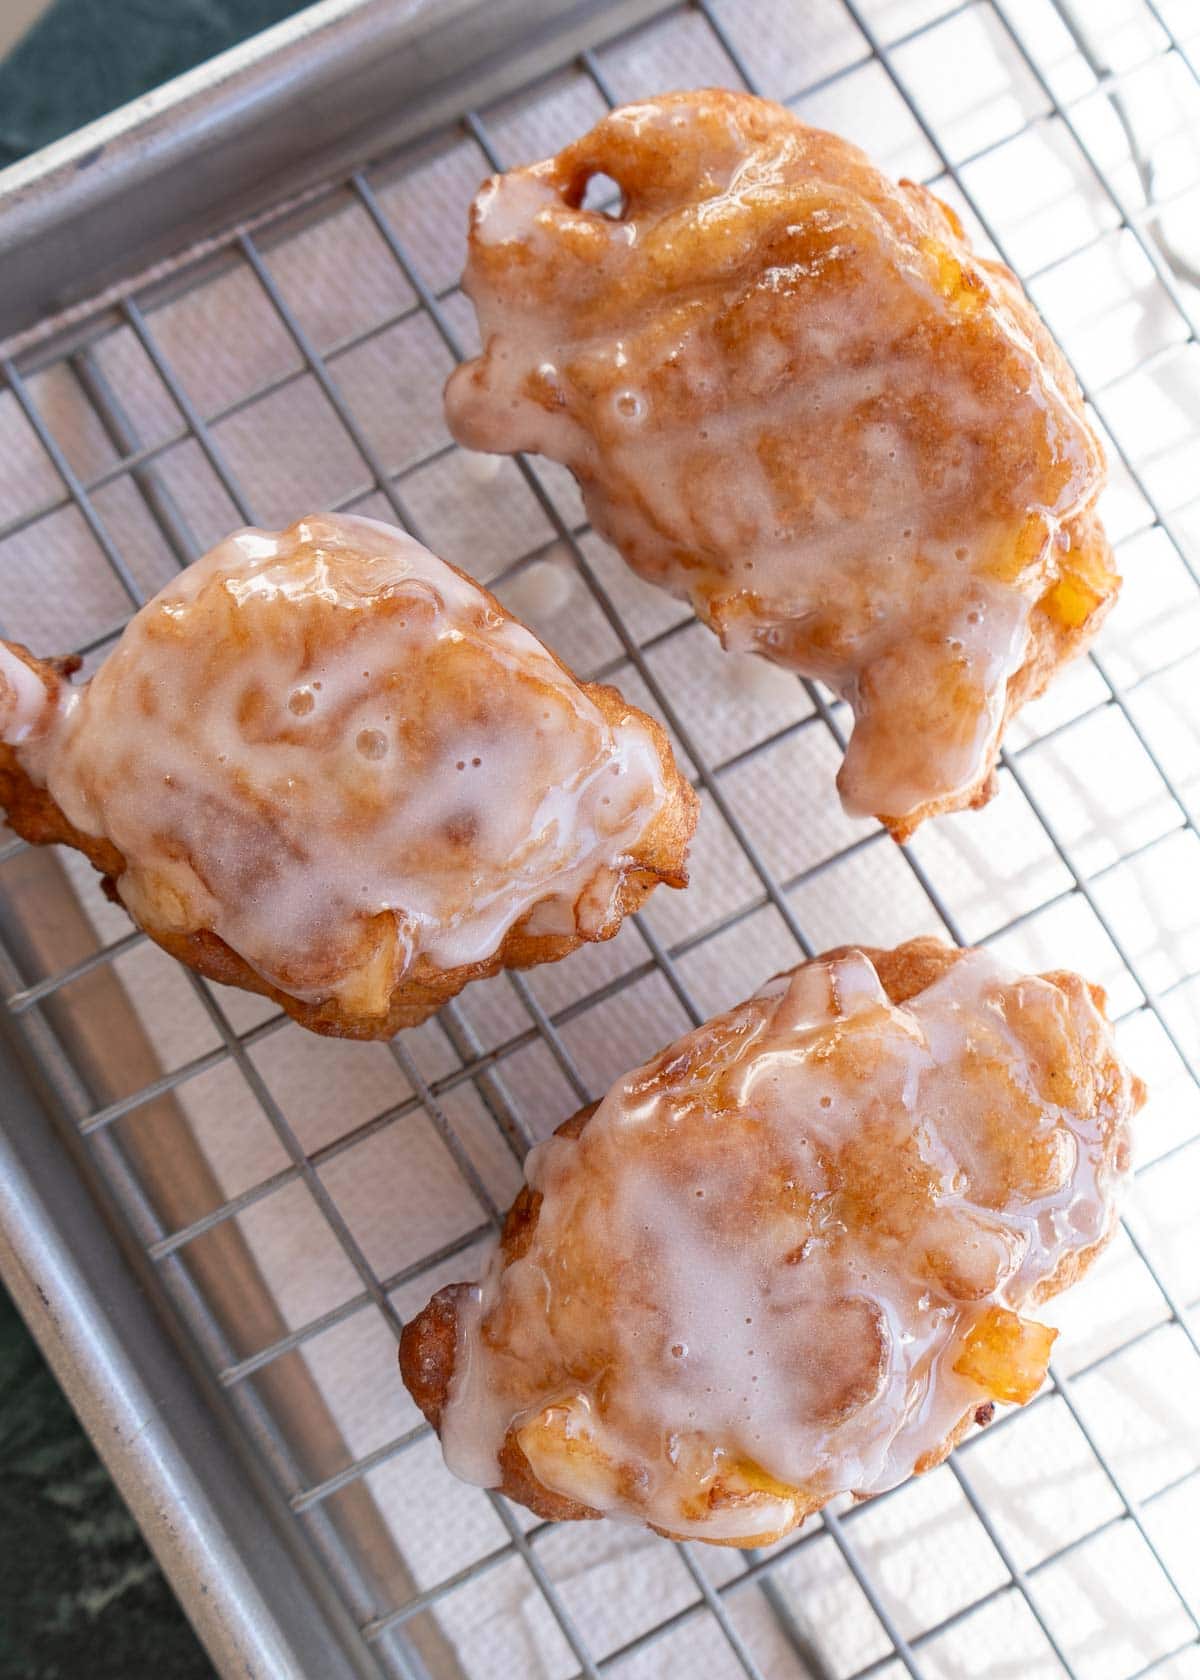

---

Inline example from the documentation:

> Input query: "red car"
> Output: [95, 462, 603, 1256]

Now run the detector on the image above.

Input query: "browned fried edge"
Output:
[0, 563, 698, 1040]
[872, 514, 1118, 841]
[399, 934, 1138, 1545]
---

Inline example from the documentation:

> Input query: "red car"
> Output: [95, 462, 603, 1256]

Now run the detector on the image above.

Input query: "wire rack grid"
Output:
[1, 1, 1199, 1677]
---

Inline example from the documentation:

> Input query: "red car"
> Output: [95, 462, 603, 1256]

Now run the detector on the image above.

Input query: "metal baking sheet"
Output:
[1, 2, 1199, 1677]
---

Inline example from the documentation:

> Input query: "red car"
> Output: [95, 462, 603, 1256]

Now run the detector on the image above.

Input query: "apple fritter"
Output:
[0, 514, 696, 1037]
[401, 937, 1141, 1545]
[445, 90, 1118, 838]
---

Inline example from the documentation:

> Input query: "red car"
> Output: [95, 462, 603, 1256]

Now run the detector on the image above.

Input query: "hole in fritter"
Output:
[580, 170, 625, 217]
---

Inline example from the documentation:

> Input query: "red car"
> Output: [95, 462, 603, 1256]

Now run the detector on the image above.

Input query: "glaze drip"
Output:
[0, 643, 55, 745]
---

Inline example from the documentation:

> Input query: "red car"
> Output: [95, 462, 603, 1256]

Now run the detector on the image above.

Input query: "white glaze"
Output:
[0, 644, 55, 745]
[3, 515, 669, 1015]
[502, 552, 575, 623]
[446, 92, 1111, 829]
[439, 947, 1134, 1540]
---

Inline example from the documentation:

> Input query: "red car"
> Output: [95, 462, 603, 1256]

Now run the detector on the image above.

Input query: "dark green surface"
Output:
[0, 9, 313, 1675]
[0, 1285, 214, 1678]
[0, 0, 310, 168]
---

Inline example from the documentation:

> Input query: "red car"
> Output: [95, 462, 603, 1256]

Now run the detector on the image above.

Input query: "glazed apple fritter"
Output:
[0, 514, 696, 1038]
[446, 90, 1119, 838]
[401, 938, 1142, 1545]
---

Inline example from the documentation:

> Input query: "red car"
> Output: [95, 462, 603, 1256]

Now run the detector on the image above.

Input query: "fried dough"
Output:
[402, 938, 1142, 1543]
[446, 90, 1118, 837]
[0, 514, 696, 1038]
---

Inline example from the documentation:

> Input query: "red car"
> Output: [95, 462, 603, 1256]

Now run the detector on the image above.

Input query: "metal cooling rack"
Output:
[1, 1, 1199, 1677]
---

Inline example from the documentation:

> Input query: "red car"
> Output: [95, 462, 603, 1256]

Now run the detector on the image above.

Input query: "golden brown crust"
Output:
[399, 937, 1135, 1543]
[447, 90, 1119, 843]
[816, 935, 959, 1005]
[883, 508, 1120, 840]
[0, 615, 697, 1040]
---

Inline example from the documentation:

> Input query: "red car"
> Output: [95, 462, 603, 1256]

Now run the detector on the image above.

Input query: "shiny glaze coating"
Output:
[0, 515, 695, 1035]
[402, 938, 1141, 1544]
[446, 91, 1119, 836]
